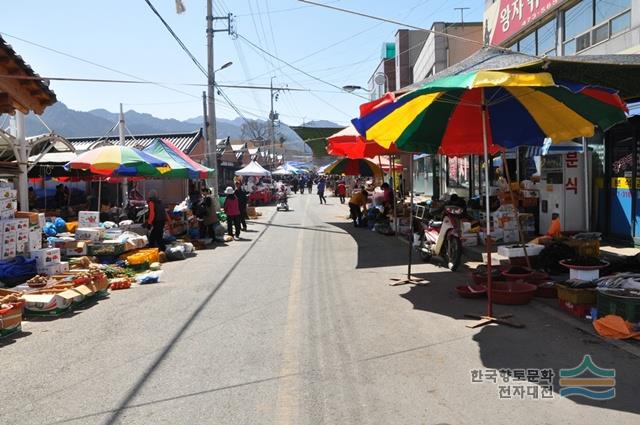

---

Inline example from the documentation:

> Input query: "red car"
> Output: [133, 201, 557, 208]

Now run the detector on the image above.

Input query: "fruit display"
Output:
[26, 275, 49, 289]
[0, 292, 22, 306]
[109, 278, 131, 290]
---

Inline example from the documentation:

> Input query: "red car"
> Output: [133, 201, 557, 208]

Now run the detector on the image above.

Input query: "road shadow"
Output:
[0, 330, 32, 348]
[400, 270, 640, 416]
[328, 221, 419, 269]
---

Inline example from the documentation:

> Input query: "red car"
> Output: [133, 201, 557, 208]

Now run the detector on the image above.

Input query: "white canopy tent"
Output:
[272, 166, 292, 176]
[235, 160, 271, 177]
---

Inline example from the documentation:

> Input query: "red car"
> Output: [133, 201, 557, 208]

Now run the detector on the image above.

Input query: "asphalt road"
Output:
[2, 192, 640, 425]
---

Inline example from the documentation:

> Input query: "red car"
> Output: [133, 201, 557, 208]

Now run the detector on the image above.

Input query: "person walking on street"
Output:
[223, 186, 242, 240]
[306, 177, 313, 194]
[336, 180, 346, 204]
[147, 190, 171, 251]
[235, 181, 249, 231]
[317, 177, 327, 204]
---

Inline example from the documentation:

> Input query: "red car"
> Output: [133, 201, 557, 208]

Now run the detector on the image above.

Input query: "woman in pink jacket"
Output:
[223, 186, 242, 240]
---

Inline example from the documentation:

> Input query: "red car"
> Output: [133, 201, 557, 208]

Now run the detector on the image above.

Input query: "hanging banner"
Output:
[484, 0, 566, 46]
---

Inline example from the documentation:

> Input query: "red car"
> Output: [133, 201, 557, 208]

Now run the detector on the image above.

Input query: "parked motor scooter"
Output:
[418, 205, 464, 271]
[276, 190, 289, 211]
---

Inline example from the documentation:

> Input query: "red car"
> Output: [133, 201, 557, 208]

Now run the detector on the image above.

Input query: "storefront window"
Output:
[564, 0, 594, 41]
[537, 18, 557, 55]
[518, 31, 537, 55]
[595, 0, 630, 25]
[611, 10, 631, 35]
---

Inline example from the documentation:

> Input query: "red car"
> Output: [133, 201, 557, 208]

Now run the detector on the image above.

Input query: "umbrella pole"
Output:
[502, 150, 531, 269]
[465, 90, 523, 328]
[97, 178, 102, 213]
[391, 154, 398, 237]
[390, 154, 427, 286]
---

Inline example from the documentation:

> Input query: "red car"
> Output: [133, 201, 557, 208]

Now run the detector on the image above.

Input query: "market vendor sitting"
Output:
[348, 187, 368, 227]
[546, 212, 562, 238]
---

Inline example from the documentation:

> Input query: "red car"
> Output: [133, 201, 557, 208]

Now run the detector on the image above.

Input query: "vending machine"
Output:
[538, 152, 589, 233]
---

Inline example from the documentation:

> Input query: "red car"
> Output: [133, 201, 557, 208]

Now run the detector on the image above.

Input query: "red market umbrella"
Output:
[327, 124, 400, 159]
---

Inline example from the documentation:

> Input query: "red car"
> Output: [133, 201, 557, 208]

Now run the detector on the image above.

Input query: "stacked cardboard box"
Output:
[28, 247, 68, 276]
[15, 211, 45, 253]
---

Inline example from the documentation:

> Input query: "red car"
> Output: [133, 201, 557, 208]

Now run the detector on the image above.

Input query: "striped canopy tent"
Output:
[323, 158, 383, 178]
[143, 138, 213, 179]
[65, 145, 169, 176]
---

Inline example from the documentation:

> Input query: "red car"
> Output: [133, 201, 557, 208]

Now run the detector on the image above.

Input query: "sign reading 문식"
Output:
[484, 0, 565, 46]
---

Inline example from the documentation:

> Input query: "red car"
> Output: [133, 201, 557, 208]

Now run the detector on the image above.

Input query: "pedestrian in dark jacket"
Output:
[235, 181, 248, 231]
[147, 190, 171, 251]
[224, 186, 242, 240]
[317, 178, 327, 204]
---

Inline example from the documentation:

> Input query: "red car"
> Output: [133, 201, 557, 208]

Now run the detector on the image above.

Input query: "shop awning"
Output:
[143, 138, 213, 179]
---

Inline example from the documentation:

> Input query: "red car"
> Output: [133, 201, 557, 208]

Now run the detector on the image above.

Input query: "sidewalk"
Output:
[375, 222, 640, 358]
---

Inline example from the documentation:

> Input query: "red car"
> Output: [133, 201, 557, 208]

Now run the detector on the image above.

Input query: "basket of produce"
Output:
[534, 281, 557, 298]
[456, 284, 487, 299]
[26, 275, 50, 289]
[109, 278, 132, 290]
[502, 266, 534, 281]
[556, 280, 597, 305]
[490, 282, 537, 305]
[471, 265, 504, 286]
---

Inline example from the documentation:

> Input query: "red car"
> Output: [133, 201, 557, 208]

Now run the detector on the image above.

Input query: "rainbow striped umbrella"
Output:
[323, 158, 383, 177]
[66, 145, 170, 176]
[352, 70, 627, 155]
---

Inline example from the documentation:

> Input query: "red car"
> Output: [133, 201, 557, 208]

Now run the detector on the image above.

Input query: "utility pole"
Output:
[268, 77, 288, 169]
[14, 112, 28, 212]
[205, 1, 232, 196]
[119, 103, 128, 207]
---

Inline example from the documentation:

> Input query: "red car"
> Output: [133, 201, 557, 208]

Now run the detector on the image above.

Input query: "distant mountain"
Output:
[304, 120, 343, 128]
[17, 102, 336, 156]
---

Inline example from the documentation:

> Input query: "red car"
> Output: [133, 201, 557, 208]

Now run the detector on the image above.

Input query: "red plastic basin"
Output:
[456, 285, 487, 299]
[490, 282, 537, 305]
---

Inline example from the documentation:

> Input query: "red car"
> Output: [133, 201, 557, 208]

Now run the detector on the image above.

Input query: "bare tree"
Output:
[240, 120, 269, 142]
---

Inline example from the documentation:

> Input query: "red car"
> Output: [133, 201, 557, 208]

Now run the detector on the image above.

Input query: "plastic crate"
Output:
[597, 291, 640, 322]
[558, 299, 593, 318]
[556, 285, 597, 305]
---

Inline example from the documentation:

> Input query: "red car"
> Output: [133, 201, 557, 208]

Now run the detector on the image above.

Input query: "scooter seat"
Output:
[429, 220, 443, 229]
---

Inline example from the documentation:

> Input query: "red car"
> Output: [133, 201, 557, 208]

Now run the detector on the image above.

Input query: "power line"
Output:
[297, 0, 496, 50]
[142, 0, 207, 77]
[237, 34, 368, 100]
[0, 31, 200, 100]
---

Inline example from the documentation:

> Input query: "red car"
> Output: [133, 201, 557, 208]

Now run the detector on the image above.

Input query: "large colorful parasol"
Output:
[323, 158, 383, 177]
[352, 69, 628, 321]
[66, 145, 170, 176]
[144, 138, 213, 179]
[327, 124, 400, 159]
[352, 70, 627, 155]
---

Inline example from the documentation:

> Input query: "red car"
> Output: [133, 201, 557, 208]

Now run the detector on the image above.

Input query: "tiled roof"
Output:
[66, 129, 203, 154]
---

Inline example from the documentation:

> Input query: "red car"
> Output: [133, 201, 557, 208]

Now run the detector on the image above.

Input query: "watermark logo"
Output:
[559, 355, 616, 400]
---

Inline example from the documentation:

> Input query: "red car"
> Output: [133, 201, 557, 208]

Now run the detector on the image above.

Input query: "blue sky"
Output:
[3, 0, 481, 126]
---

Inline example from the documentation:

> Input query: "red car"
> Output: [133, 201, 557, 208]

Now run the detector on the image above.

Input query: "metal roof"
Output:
[66, 129, 203, 154]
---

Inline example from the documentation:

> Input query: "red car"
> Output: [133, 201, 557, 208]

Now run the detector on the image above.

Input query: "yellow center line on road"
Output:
[274, 195, 309, 424]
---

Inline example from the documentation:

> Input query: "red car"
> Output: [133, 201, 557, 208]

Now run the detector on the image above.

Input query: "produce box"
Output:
[121, 248, 159, 265]
[0, 188, 16, 199]
[558, 299, 592, 319]
[65, 240, 91, 257]
[497, 244, 545, 258]
[78, 211, 100, 228]
[597, 291, 640, 322]
[89, 242, 126, 256]
[0, 289, 24, 338]
[29, 248, 61, 269]
[124, 235, 147, 251]
[15, 211, 40, 226]
[2, 220, 16, 233]
[1, 244, 16, 260]
[22, 291, 76, 316]
[556, 285, 597, 305]
[0, 210, 14, 220]
[0, 199, 16, 212]
[75, 227, 105, 242]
